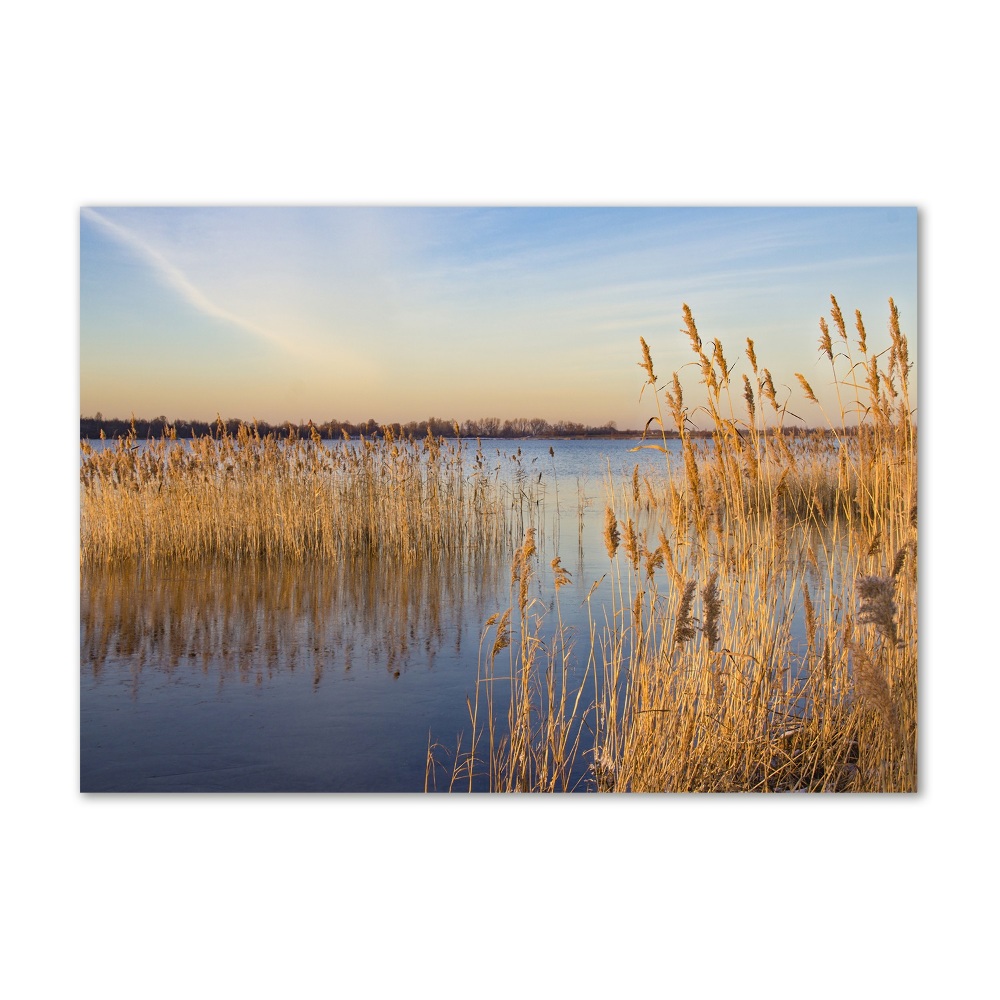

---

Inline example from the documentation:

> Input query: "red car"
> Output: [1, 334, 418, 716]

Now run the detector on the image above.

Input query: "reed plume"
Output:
[856, 574, 898, 645]
[818, 317, 833, 362]
[795, 373, 819, 404]
[638, 337, 656, 384]
[603, 505, 620, 559]
[673, 580, 697, 645]
[701, 572, 721, 647]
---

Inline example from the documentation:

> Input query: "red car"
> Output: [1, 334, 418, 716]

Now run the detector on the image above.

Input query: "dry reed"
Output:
[438, 295, 916, 793]
[81, 423, 531, 567]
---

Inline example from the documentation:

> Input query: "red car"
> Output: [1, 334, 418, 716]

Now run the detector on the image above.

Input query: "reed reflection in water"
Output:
[81, 547, 505, 791]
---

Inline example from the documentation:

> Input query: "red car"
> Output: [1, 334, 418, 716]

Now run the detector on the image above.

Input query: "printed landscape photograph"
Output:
[79, 205, 918, 793]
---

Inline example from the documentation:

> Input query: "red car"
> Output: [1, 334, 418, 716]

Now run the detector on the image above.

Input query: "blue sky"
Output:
[80, 206, 917, 430]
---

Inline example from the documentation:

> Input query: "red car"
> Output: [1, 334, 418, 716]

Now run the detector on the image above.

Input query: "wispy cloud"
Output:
[81, 208, 298, 354]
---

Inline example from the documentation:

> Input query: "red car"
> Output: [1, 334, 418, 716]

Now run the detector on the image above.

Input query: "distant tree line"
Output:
[79, 412, 649, 441]
[80, 413, 862, 443]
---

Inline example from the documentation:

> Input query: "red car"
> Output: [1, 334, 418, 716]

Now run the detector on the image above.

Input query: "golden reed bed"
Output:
[81, 423, 527, 565]
[428, 297, 916, 792]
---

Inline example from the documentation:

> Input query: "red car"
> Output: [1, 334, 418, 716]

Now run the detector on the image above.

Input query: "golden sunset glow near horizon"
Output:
[80, 206, 917, 433]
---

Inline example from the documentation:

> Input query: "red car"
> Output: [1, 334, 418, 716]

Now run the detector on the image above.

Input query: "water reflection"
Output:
[82, 548, 505, 692]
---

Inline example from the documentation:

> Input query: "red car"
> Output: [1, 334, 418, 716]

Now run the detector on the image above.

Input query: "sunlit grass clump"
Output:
[432, 296, 916, 793]
[81, 421, 529, 565]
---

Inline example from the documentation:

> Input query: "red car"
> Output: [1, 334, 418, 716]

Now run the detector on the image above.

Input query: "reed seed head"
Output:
[857, 574, 898, 645]
[644, 544, 664, 579]
[830, 295, 847, 341]
[673, 580, 697, 645]
[848, 639, 902, 750]
[665, 374, 685, 429]
[512, 528, 537, 613]
[551, 557, 572, 589]
[803, 582, 817, 648]
[855, 309, 868, 354]
[888, 297, 901, 343]
[761, 369, 778, 412]
[682, 304, 701, 352]
[890, 547, 907, 580]
[818, 317, 833, 362]
[701, 571, 721, 647]
[795, 373, 819, 404]
[700, 353, 719, 396]
[491, 608, 512, 657]
[622, 517, 639, 569]
[742, 374, 755, 422]
[603, 506, 620, 559]
[712, 339, 729, 385]
[638, 337, 657, 384]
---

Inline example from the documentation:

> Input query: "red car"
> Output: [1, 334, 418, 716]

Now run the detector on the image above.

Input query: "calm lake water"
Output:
[81, 437, 681, 792]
